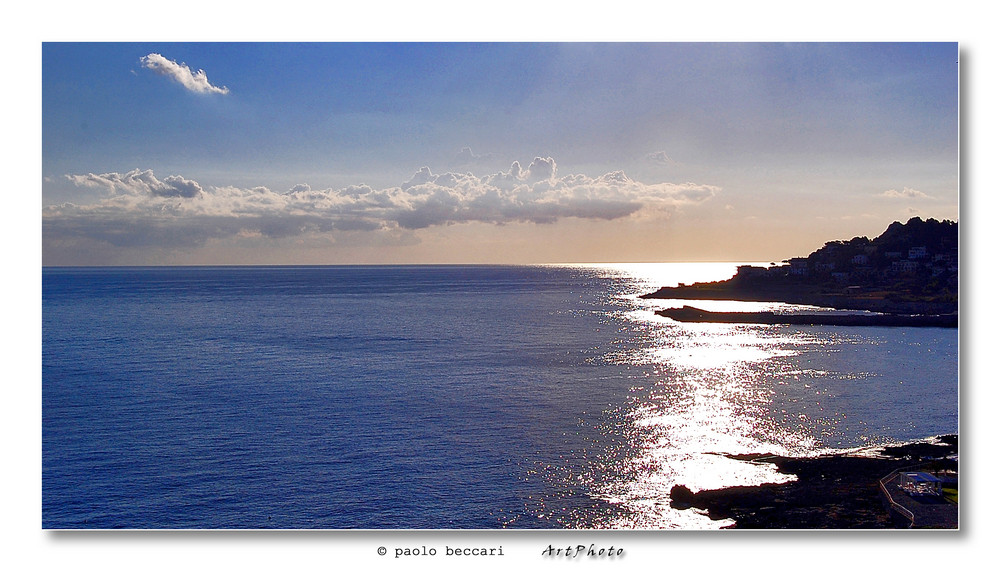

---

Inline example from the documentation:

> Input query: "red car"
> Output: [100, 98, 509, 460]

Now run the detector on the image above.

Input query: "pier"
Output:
[880, 467, 958, 528]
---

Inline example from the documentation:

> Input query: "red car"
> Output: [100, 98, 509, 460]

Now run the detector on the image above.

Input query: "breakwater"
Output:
[658, 305, 958, 328]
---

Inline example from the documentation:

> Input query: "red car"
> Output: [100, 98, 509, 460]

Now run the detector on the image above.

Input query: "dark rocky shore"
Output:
[669, 436, 958, 529]
[658, 305, 958, 328]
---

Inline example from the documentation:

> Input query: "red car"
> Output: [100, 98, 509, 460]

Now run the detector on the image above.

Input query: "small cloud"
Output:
[645, 151, 678, 166]
[454, 147, 494, 163]
[140, 53, 229, 95]
[880, 187, 930, 199]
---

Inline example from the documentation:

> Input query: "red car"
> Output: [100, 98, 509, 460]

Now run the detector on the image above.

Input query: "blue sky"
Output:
[42, 42, 959, 265]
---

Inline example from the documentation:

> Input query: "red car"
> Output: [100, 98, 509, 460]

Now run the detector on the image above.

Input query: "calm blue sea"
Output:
[42, 264, 958, 529]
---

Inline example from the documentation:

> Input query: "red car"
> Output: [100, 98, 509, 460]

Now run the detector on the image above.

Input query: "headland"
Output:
[642, 217, 958, 317]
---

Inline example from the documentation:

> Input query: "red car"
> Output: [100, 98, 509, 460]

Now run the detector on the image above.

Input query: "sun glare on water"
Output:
[564, 263, 830, 528]
[562, 261, 755, 290]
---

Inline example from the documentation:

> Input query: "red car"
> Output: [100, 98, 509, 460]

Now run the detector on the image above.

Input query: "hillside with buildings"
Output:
[643, 217, 958, 315]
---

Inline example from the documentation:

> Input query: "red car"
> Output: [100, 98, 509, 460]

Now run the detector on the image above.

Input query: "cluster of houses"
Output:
[734, 227, 959, 295]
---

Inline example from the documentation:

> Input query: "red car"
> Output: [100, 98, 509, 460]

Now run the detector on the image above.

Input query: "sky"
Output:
[42, 42, 959, 265]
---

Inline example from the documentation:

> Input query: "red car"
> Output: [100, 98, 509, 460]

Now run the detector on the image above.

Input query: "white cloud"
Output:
[140, 53, 229, 95]
[47, 158, 720, 248]
[880, 187, 931, 199]
[67, 169, 204, 198]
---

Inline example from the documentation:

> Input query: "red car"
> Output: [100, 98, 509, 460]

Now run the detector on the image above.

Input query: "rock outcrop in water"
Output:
[658, 305, 957, 328]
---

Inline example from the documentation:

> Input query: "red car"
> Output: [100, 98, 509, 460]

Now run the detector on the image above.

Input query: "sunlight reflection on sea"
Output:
[553, 263, 956, 529]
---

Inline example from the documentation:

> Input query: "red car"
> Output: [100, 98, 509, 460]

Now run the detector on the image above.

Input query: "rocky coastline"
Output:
[669, 436, 958, 529]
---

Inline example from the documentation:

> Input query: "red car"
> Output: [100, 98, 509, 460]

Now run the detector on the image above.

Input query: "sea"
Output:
[42, 263, 958, 529]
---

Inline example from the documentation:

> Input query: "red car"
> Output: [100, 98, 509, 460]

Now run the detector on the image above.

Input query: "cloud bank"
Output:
[46, 158, 719, 249]
[140, 53, 229, 95]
